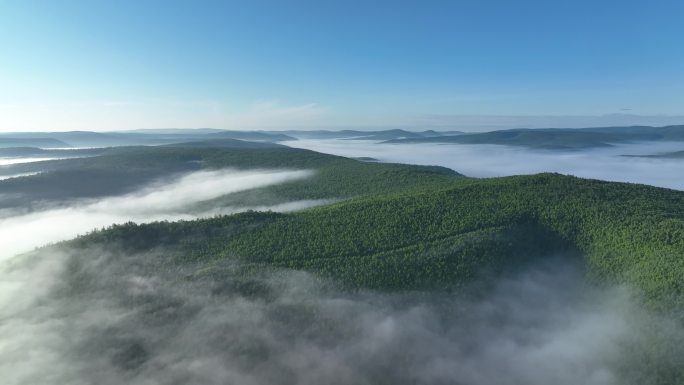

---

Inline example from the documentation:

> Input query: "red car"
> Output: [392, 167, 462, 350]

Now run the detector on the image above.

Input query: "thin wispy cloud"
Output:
[0, 172, 41, 181]
[0, 157, 61, 166]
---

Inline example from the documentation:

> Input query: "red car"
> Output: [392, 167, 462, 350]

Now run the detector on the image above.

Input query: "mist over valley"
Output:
[1, 131, 684, 384]
[3, 1, 684, 382]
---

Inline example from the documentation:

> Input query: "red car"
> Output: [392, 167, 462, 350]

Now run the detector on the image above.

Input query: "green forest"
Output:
[41, 144, 683, 312]
[7, 140, 683, 384]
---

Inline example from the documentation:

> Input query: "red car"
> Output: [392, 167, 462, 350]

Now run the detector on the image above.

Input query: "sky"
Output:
[1, 0, 683, 132]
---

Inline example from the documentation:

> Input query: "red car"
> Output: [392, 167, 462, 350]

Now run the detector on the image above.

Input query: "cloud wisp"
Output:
[0, 157, 67, 166]
[0, 172, 42, 181]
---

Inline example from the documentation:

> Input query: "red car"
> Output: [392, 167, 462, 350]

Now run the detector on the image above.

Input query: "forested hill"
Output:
[68, 172, 684, 310]
[9, 139, 681, 308]
[25, 144, 684, 382]
[0, 143, 459, 211]
[0, 137, 71, 148]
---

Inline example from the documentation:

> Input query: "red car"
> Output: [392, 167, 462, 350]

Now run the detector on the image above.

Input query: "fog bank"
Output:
[284, 140, 684, 190]
[0, 157, 63, 166]
[0, 172, 41, 181]
[1, 249, 681, 385]
[0, 169, 314, 261]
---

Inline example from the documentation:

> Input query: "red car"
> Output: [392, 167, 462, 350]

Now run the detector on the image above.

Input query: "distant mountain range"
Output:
[0, 130, 292, 148]
[1, 125, 683, 150]
[623, 150, 684, 159]
[385, 125, 684, 150]
[0, 128, 462, 148]
[0, 137, 71, 148]
[263, 129, 464, 140]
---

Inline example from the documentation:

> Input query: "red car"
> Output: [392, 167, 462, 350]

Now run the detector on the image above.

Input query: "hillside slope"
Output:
[0, 143, 459, 211]
[69, 173, 684, 309]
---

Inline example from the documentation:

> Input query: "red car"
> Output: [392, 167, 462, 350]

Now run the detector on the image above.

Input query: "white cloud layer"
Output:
[284, 140, 684, 190]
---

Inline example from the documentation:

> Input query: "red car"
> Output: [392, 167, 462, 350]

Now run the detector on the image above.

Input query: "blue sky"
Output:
[1, 0, 683, 131]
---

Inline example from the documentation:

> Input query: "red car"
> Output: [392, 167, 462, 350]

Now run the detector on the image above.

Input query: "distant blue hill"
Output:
[0, 137, 71, 148]
[384, 125, 684, 150]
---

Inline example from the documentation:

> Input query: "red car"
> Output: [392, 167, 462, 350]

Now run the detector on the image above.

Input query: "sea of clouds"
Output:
[284, 139, 684, 190]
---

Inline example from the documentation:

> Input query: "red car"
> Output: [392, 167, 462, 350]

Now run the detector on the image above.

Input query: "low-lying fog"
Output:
[2, 142, 683, 384]
[0, 157, 66, 166]
[0, 168, 318, 262]
[0, 172, 41, 181]
[1, 248, 681, 385]
[283, 140, 684, 190]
